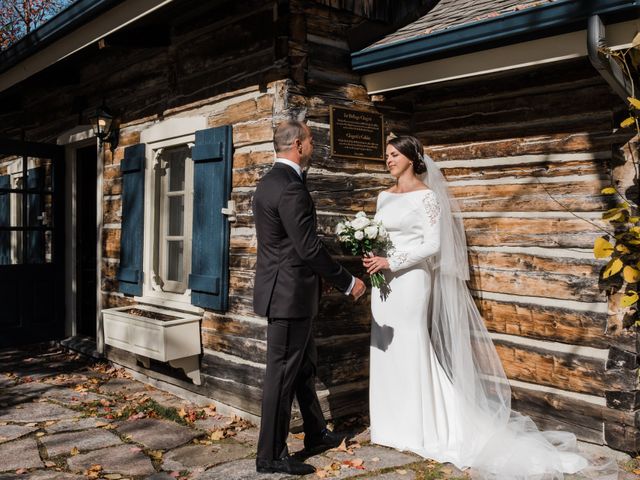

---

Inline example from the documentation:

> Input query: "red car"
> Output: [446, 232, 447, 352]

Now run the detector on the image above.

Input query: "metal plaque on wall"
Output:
[330, 106, 384, 161]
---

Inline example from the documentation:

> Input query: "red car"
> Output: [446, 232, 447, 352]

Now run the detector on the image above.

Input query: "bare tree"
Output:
[1, 0, 74, 50]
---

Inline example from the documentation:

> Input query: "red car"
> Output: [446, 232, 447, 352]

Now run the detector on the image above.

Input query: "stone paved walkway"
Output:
[0, 344, 637, 480]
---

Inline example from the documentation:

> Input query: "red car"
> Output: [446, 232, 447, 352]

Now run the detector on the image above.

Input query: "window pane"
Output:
[27, 194, 53, 227]
[1, 231, 23, 265]
[168, 196, 184, 236]
[167, 147, 186, 192]
[167, 240, 183, 282]
[27, 158, 52, 191]
[0, 156, 21, 183]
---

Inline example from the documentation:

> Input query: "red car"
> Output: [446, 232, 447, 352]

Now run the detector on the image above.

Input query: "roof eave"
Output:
[351, 0, 640, 74]
[0, 0, 127, 75]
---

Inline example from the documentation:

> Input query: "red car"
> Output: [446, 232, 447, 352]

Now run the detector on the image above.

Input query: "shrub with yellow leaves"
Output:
[594, 34, 640, 324]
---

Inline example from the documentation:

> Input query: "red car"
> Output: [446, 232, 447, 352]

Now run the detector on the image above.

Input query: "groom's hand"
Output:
[350, 277, 366, 301]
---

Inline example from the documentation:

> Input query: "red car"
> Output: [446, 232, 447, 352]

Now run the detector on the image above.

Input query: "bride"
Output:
[361, 135, 617, 479]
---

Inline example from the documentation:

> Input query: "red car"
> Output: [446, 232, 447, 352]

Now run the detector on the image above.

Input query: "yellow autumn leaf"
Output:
[603, 258, 624, 278]
[621, 291, 639, 307]
[601, 186, 617, 194]
[620, 116, 636, 128]
[630, 217, 640, 224]
[71, 446, 80, 456]
[624, 266, 640, 283]
[629, 97, 640, 109]
[603, 207, 625, 221]
[594, 237, 614, 258]
[616, 244, 631, 254]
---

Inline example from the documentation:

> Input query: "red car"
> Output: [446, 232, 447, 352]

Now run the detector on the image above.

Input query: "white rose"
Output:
[354, 230, 364, 240]
[350, 217, 370, 230]
[378, 225, 387, 237]
[335, 222, 346, 235]
[364, 225, 378, 239]
[355, 211, 367, 218]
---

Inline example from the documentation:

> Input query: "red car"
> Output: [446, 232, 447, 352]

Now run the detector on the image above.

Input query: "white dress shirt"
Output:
[274, 158, 355, 295]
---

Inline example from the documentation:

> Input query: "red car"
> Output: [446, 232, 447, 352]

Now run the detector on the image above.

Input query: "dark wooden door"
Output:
[76, 145, 97, 338]
[0, 139, 65, 347]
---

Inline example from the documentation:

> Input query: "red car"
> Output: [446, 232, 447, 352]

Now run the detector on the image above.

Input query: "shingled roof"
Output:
[366, 0, 559, 50]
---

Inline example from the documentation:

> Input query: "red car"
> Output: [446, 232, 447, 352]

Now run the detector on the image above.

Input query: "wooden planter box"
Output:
[102, 305, 202, 385]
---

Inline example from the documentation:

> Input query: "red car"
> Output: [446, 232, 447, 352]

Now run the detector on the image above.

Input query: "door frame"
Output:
[57, 127, 103, 351]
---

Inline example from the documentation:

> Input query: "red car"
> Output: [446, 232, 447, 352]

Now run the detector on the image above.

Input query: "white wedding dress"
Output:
[369, 189, 617, 480]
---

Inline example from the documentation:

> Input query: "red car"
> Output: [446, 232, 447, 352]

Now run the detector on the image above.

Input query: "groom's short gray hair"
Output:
[274, 120, 309, 153]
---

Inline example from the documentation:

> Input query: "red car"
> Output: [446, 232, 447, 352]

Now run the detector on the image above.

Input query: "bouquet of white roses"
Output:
[335, 211, 392, 288]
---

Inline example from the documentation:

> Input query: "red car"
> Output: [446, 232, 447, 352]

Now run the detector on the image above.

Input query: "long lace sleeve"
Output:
[388, 191, 441, 272]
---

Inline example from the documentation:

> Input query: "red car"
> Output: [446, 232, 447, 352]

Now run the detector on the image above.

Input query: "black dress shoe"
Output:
[303, 428, 345, 454]
[256, 455, 316, 475]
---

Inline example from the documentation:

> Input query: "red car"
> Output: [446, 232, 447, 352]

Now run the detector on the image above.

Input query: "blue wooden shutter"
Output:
[26, 167, 44, 264]
[117, 144, 145, 296]
[189, 126, 233, 310]
[0, 175, 9, 265]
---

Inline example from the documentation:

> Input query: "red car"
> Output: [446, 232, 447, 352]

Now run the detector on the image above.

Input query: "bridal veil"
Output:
[420, 153, 618, 479]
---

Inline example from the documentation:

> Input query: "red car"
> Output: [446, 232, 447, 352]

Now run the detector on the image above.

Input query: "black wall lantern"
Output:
[89, 103, 119, 152]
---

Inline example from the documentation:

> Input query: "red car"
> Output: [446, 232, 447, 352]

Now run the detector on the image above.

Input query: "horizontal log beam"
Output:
[496, 340, 638, 397]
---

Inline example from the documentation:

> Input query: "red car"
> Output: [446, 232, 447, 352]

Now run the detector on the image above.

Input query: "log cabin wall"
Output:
[379, 58, 639, 451]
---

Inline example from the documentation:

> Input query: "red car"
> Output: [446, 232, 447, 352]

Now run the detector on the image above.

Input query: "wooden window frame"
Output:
[138, 116, 207, 313]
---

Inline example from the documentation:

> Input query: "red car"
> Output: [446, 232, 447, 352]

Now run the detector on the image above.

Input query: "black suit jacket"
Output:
[253, 162, 353, 318]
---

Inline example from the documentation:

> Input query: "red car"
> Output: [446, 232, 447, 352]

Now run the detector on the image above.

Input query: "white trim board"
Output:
[362, 19, 640, 94]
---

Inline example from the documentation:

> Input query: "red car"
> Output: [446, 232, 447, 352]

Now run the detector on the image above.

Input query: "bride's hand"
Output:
[362, 254, 389, 274]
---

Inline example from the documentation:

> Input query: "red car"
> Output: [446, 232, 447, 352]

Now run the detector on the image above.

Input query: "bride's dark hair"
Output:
[387, 135, 427, 175]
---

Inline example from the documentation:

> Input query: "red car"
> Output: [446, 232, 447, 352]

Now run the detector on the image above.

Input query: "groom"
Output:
[253, 120, 366, 475]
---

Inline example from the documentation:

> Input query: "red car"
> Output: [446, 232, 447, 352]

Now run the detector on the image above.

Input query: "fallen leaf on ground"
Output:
[70, 446, 79, 455]
[396, 469, 407, 475]
[331, 438, 353, 455]
[35, 432, 45, 437]
[44, 461, 56, 468]
[210, 429, 225, 441]
[84, 464, 102, 478]
[149, 450, 163, 460]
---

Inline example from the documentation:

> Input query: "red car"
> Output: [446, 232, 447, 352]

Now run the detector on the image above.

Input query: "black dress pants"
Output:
[257, 316, 326, 461]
